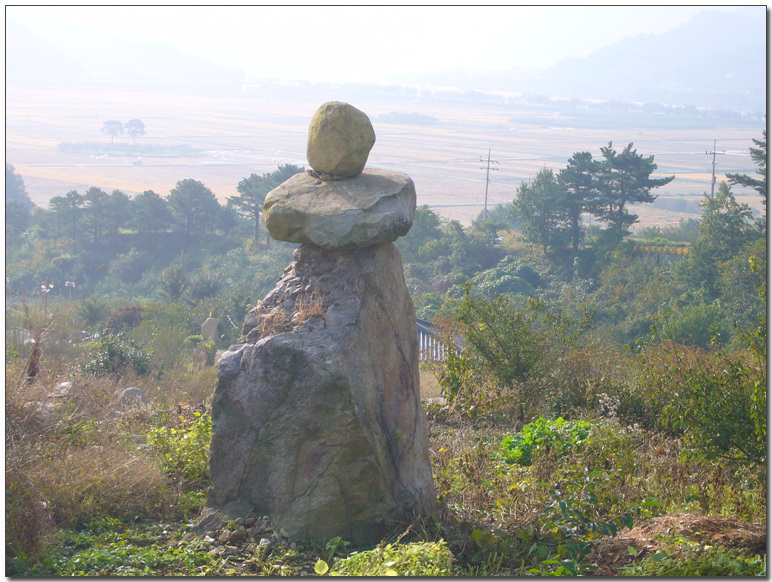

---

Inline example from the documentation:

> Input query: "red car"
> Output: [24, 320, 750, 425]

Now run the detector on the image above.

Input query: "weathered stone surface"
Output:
[118, 387, 146, 409]
[306, 102, 375, 179]
[50, 381, 74, 398]
[201, 317, 220, 342]
[197, 243, 434, 544]
[263, 168, 416, 249]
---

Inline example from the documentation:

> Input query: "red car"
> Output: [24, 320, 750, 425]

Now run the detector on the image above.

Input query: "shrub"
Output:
[501, 417, 593, 467]
[81, 333, 152, 377]
[158, 265, 190, 301]
[146, 412, 211, 493]
[187, 272, 222, 303]
[77, 295, 110, 329]
[621, 540, 766, 576]
[104, 305, 143, 332]
[658, 303, 729, 349]
[6, 467, 53, 563]
[146, 411, 212, 518]
[437, 349, 476, 406]
[640, 342, 766, 467]
[323, 540, 453, 576]
[109, 248, 150, 284]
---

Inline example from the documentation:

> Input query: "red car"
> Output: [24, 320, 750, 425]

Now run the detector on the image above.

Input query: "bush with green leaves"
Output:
[80, 333, 152, 377]
[621, 539, 766, 577]
[501, 416, 593, 467]
[317, 540, 454, 576]
[104, 305, 143, 332]
[655, 303, 729, 349]
[146, 412, 211, 496]
[76, 295, 110, 329]
[640, 342, 766, 468]
[7, 517, 228, 577]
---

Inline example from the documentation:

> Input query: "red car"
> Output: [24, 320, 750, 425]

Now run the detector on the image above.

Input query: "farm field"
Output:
[5, 87, 763, 227]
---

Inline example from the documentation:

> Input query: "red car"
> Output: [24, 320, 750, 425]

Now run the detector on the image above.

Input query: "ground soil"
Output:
[589, 513, 767, 576]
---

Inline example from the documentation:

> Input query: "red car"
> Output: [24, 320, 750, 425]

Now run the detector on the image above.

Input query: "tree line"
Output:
[5, 164, 305, 299]
[6, 164, 304, 249]
[101, 119, 146, 145]
[499, 136, 766, 280]
[510, 142, 675, 255]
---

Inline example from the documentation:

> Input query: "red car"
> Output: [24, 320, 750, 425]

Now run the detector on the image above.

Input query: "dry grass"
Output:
[34, 446, 171, 527]
[292, 290, 327, 325]
[419, 368, 443, 399]
[4, 359, 191, 558]
[254, 304, 293, 339]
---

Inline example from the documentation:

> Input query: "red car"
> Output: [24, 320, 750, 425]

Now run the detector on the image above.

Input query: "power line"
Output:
[479, 149, 499, 220]
[705, 139, 726, 199]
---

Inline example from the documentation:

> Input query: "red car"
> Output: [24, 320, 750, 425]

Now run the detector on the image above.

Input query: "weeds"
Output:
[322, 539, 454, 576]
[620, 535, 766, 576]
[501, 416, 593, 466]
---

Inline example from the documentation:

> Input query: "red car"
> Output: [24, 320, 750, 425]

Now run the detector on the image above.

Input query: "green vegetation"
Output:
[501, 417, 593, 466]
[6, 134, 766, 575]
[620, 536, 766, 576]
[511, 141, 674, 259]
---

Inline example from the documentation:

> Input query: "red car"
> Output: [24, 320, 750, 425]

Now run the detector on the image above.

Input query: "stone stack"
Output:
[198, 102, 435, 545]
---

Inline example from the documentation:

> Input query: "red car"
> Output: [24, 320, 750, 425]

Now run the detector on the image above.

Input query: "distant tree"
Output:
[104, 190, 131, 245]
[167, 178, 220, 240]
[49, 190, 85, 240]
[101, 120, 123, 145]
[558, 151, 598, 252]
[726, 130, 766, 230]
[471, 203, 517, 243]
[83, 187, 109, 244]
[397, 204, 444, 260]
[270, 163, 306, 185]
[593, 142, 674, 242]
[6, 200, 31, 242]
[694, 182, 757, 265]
[511, 167, 572, 254]
[125, 119, 146, 146]
[443, 219, 501, 276]
[228, 164, 304, 244]
[5, 164, 34, 209]
[214, 203, 239, 232]
[685, 181, 758, 297]
[159, 264, 190, 301]
[131, 190, 173, 244]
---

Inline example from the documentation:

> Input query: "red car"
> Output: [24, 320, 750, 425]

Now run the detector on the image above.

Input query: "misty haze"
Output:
[6, 5, 767, 577]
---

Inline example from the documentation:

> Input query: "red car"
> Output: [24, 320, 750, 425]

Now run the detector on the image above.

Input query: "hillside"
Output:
[530, 8, 765, 111]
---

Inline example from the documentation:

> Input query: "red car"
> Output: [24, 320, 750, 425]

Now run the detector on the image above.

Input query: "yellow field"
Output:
[6, 88, 763, 228]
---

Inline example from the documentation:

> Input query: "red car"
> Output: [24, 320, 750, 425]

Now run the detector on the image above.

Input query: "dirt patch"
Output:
[420, 368, 443, 399]
[590, 513, 767, 576]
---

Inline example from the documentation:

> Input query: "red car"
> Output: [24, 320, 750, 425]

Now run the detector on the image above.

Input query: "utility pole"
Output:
[706, 140, 726, 199]
[479, 149, 499, 220]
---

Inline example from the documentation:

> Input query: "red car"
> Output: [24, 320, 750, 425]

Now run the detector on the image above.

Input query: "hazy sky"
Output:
[7, 5, 737, 84]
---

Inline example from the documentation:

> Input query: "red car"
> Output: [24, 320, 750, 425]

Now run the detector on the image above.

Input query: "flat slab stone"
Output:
[263, 168, 416, 249]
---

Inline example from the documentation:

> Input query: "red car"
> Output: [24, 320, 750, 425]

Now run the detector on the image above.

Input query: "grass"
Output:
[5, 320, 766, 576]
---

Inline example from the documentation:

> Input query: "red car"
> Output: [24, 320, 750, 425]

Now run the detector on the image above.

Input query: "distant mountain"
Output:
[528, 8, 766, 111]
[6, 16, 245, 96]
[389, 8, 766, 113]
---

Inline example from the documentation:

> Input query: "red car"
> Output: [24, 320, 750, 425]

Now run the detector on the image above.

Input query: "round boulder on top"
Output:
[306, 102, 375, 180]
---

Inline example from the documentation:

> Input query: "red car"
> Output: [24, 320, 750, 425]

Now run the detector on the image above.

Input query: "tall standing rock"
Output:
[198, 102, 434, 545]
